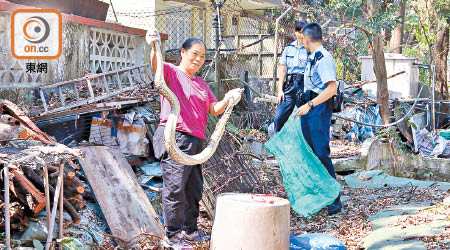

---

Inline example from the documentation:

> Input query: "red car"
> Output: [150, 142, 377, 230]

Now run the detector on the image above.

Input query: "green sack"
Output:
[264, 116, 342, 218]
[439, 130, 450, 140]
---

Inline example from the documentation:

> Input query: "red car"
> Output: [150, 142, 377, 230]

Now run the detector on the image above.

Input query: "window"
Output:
[165, 5, 191, 50]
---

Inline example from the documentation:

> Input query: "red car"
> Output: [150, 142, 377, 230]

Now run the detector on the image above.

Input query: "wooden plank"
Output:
[58, 87, 65, 107]
[85, 78, 95, 99]
[39, 89, 48, 113]
[78, 146, 164, 241]
[73, 83, 80, 101]
[40, 84, 142, 116]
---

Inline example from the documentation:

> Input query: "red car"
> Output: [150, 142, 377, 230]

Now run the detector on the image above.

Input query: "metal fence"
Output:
[155, 2, 299, 130]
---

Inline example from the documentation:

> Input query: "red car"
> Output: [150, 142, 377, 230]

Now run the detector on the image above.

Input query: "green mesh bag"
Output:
[264, 116, 342, 218]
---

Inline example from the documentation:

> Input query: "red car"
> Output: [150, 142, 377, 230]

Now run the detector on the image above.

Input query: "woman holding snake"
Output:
[147, 30, 242, 248]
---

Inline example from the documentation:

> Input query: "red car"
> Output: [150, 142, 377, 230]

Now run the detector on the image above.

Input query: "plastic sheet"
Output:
[344, 170, 450, 191]
[264, 116, 342, 217]
[290, 234, 346, 250]
[340, 105, 382, 142]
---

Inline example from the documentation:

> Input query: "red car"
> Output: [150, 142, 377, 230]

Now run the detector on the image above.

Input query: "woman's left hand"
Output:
[224, 88, 244, 106]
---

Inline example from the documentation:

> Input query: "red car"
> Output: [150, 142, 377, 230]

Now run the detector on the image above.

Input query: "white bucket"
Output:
[210, 193, 290, 250]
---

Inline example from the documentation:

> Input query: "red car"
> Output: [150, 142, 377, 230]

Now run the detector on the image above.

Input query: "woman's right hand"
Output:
[146, 29, 161, 48]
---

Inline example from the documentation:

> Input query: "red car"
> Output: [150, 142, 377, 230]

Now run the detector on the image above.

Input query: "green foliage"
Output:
[332, 30, 369, 82]
[327, 0, 400, 35]
[435, 0, 450, 19]
[31, 237, 84, 250]
[326, 0, 364, 19]
[326, 0, 399, 83]
[405, 0, 450, 65]
[57, 237, 84, 250]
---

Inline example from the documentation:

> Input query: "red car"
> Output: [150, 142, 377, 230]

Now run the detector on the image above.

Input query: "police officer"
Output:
[295, 22, 342, 215]
[272, 20, 308, 133]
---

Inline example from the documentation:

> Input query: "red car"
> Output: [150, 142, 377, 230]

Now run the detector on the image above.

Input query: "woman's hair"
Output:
[181, 38, 206, 51]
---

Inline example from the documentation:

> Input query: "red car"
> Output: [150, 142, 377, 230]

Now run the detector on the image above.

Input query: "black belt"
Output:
[285, 73, 301, 83]
[297, 90, 319, 106]
[283, 73, 304, 94]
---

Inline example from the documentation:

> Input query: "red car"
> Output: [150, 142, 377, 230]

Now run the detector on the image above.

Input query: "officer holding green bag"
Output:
[295, 23, 342, 215]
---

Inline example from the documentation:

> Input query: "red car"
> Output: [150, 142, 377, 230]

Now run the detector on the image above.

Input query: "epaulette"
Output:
[286, 41, 296, 47]
[311, 51, 324, 67]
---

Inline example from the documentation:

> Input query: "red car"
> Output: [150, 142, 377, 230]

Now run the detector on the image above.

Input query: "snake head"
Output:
[146, 29, 161, 47]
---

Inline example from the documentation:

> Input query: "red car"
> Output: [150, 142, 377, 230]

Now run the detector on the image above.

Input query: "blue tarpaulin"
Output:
[290, 234, 346, 250]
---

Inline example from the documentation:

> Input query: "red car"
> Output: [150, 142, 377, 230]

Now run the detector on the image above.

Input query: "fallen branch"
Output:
[345, 71, 406, 89]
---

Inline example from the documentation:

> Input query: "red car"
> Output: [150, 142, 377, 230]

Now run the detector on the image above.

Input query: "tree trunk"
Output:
[389, 0, 405, 53]
[433, 18, 450, 127]
[369, 0, 390, 124]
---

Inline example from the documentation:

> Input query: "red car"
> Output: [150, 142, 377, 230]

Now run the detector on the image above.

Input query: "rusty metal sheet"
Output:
[8, 0, 109, 21]
[0, 99, 55, 144]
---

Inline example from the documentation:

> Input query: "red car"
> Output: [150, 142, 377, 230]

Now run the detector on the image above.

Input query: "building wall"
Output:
[0, 11, 149, 87]
[0, 2, 153, 107]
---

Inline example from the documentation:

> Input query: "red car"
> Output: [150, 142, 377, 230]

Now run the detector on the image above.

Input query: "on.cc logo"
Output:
[11, 9, 62, 59]
[23, 16, 51, 44]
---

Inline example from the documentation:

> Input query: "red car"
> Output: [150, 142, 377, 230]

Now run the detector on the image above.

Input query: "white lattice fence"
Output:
[89, 27, 145, 75]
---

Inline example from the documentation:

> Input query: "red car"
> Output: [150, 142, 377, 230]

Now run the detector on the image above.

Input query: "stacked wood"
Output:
[0, 160, 91, 233]
[9, 168, 46, 215]
[22, 164, 83, 224]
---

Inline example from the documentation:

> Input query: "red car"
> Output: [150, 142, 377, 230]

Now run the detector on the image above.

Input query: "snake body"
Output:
[152, 39, 243, 165]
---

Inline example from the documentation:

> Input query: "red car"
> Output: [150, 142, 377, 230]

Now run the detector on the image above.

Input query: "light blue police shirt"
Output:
[304, 45, 336, 94]
[279, 41, 308, 75]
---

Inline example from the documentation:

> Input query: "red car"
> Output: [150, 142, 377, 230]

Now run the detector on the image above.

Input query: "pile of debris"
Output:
[330, 140, 361, 158]
[415, 128, 450, 158]
[0, 100, 93, 247]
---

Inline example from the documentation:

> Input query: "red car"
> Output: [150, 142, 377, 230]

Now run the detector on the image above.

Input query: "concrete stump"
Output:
[210, 193, 290, 250]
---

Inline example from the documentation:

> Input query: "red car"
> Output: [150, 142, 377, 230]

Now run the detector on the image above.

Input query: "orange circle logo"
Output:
[23, 16, 50, 44]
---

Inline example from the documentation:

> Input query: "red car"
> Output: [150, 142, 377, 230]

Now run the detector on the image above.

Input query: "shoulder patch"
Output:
[314, 51, 324, 62]
[310, 51, 324, 67]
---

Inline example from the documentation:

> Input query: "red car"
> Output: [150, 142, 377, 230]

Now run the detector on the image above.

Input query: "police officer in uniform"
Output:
[273, 20, 308, 133]
[295, 22, 342, 215]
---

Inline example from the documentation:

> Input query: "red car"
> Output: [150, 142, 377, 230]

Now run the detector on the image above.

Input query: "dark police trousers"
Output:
[300, 99, 336, 179]
[273, 75, 302, 132]
[153, 126, 204, 238]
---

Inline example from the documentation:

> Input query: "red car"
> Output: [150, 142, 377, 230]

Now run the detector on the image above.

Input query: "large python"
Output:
[147, 30, 243, 165]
